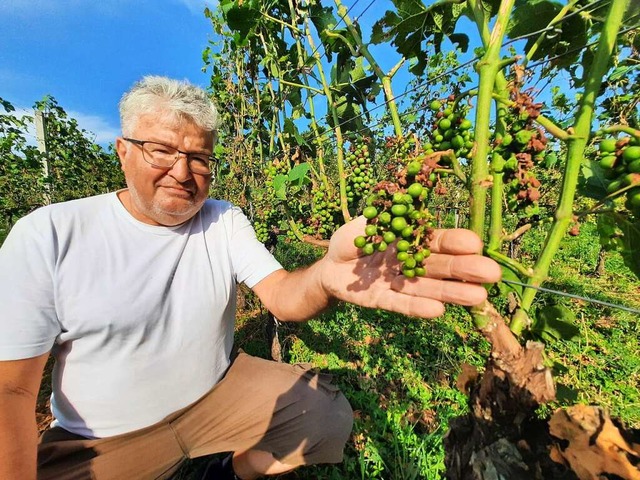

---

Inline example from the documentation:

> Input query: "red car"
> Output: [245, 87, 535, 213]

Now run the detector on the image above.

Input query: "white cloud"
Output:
[175, 0, 217, 16]
[68, 110, 120, 145]
[12, 106, 119, 147]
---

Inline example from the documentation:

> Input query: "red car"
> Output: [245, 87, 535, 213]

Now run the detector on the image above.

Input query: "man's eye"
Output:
[191, 155, 210, 164]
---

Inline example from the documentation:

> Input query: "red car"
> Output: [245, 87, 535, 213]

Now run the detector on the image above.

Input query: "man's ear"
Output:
[115, 137, 127, 171]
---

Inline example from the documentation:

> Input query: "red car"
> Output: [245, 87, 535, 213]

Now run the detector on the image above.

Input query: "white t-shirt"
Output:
[0, 192, 283, 438]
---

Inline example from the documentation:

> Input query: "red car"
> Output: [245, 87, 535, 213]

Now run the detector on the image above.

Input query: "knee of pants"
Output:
[262, 378, 354, 465]
[287, 383, 354, 462]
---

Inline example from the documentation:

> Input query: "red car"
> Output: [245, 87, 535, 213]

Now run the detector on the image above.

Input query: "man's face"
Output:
[115, 112, 214, 226]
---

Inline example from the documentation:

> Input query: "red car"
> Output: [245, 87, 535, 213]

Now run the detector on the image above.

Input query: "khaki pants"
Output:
[37, 352, 354, 479]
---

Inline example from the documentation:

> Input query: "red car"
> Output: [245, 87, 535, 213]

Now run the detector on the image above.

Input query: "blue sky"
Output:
[0, 0, 218, 144]
[0, 0, 485, 146]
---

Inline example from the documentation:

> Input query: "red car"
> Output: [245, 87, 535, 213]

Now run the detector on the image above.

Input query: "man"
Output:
[0, 76, 501, 480]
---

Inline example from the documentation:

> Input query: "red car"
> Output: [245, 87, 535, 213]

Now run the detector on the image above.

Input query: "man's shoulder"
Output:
[18, 193, 115, 230]
[200, 199, 245, 222]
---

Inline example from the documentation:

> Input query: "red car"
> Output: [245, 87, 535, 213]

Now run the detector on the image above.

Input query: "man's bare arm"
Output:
[252, 218, 502, 322]
[0, 352, 49, 480]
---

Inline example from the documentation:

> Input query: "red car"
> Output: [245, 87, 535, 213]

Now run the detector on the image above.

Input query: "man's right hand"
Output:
[0, 352, 49, 480]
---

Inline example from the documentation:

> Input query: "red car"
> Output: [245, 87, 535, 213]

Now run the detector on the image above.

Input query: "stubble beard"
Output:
[128, 183, 202, 226]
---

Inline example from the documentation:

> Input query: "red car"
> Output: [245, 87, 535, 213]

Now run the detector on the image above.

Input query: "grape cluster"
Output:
[598, 135, 640, 216]
[346, 136, 375, 205]
[353, 159, 435, 278]
[254, 210, 274, 243]
[425, 98, 474, 163]
[305, 183, 340, 238]
[494, 90, 548, 217]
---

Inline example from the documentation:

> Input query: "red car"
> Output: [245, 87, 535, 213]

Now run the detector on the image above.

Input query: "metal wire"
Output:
[306, 0, 365, 62]
[501, 279, 640, 315]
[503, 0, 612, 47]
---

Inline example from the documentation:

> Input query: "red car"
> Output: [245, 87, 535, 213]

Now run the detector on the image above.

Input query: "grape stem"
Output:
[577, 183, 640, 219]
[602, 125, 640, 138]
[485, 249, 535, 278]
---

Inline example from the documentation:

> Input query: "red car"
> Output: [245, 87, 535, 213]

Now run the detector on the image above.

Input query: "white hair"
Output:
[119, 76, 220, 137]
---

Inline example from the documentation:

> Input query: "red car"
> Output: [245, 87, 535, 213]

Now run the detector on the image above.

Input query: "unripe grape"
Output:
[354, 236, 367, 248]
[365, 224, 377, 236]
[363, 206, 378, 219]
[397, 251, 409, 262]
[362, 243, 375, 255]
[383, 231, 396, 243]
[397, 240, 410, 252]
[379, 212, 392, 225]
[391, 216, 407, 232]
[407, 183, 423, 198]
[391, 204, 408, 216]
[407, 161, 422, 176]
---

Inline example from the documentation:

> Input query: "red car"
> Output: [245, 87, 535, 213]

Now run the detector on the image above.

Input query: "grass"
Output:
[34, 223, 639, 479]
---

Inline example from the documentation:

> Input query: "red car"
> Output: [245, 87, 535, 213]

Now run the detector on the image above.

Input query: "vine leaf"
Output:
[273, 174, 288, 200]
[370, 0, 466, 75]
[507, 0, 588, 69]
[532, 304, 580, 342]
[288, 163, 311, 187]
[579, 158, 609, 200]
[220, 0, 260, 44]
[613, 212, 640, 279]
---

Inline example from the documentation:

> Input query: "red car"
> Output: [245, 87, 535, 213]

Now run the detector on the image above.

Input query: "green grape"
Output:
[407, 183, 423, 198]
[363, 206, 378, 219]
[391, 204, 408, 216]
[365, 224, 377, 236]
[599, 138, 617, 153]
[407, 161, 422, 176]
[362, 243, 375, 255]
[404, 257, 417, 269]
[397, 240, 410, 252]
[379, 212, 392, 225]
[383, 231, 396, 243]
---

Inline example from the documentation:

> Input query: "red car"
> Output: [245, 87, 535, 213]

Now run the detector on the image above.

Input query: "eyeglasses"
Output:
[123, 137, 214, 175]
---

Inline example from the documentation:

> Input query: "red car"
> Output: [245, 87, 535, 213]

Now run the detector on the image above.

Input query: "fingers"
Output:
[429, 229, 484, 255]
[423, 253, 502, 283]
[390, 276, 490, 307]
[375, 289, 446, 318]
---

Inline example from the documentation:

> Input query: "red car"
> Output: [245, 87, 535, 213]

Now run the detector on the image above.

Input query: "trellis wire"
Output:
[527, 23, 639, 70]
[305, 0, 365, 62]
[502, 279, 640, 315]
[319, 20, 639, 146]
[502, 0, 612, 47]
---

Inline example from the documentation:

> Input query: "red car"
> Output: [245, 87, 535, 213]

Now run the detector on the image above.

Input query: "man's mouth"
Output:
[160, 185, 194, 197]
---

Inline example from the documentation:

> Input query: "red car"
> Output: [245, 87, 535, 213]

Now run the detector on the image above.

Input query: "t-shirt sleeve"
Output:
[226, 206, 283, 288]
[0, 214, 60, 360]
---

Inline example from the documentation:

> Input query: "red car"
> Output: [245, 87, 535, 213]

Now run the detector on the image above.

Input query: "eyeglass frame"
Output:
[122, 137, 215, 175]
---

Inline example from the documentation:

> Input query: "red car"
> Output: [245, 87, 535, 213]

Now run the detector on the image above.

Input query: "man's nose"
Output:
[168, 153, 192, 181]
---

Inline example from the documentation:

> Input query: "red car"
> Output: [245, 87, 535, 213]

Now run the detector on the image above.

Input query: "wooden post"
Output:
[35, 111, 51, 205]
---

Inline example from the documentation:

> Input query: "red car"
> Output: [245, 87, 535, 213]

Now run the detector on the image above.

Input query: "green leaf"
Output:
[532, 304, 580, 342]
[273, 174, 288, 201]
[613, 213, 640, 279]
[555, 383, 579, 404]
[508, 0, 588, 69]
[579, 159, 609, 201]
[222, 0, 260, 42]
[288, 163, 310, 186]
[496, 263, 523, 299]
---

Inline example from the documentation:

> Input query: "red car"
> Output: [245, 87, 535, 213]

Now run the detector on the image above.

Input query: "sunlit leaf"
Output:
[532, 304, 580, 342]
